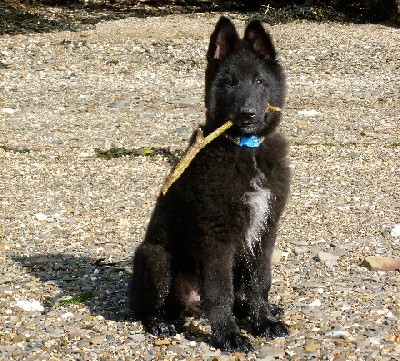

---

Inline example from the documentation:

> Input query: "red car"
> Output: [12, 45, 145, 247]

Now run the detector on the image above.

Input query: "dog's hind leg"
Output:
[128, 243, 176, 336]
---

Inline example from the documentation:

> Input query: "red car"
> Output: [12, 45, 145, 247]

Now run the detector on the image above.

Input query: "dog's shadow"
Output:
[10, 253, 133, 321]
[10, 253, 262, 347]
[10, 253, 215, 342]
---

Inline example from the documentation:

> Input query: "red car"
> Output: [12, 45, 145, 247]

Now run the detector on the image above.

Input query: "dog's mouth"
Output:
[234, 119, 262, 134]
[238, 118, 258, 125]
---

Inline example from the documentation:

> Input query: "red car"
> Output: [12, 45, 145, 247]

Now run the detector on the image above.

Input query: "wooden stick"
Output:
[162, 120, 234, 195]
[266, 104, 281, 113]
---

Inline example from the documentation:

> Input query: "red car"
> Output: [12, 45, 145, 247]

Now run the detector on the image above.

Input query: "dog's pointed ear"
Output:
[244, 20, 276, 61]
[207, 16, 239, 61]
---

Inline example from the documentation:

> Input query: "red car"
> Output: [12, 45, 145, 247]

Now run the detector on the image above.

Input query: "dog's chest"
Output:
[242, 169, 273, 252]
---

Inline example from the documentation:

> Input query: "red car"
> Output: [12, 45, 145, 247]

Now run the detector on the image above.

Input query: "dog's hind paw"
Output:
[144, 318, 177, 337]
[217, 332, 254, 352]
[260, 321, 290, 341]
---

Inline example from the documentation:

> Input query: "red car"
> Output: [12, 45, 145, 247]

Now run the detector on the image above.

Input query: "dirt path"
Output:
[1, 14, 399, 360]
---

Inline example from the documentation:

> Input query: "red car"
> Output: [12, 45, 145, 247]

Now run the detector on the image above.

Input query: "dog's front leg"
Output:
[202, 244, 254, 352]
[247, 245, 289, 340]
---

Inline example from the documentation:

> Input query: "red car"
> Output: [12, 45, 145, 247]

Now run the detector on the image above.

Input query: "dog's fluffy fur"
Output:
[128, 16, 291, 352]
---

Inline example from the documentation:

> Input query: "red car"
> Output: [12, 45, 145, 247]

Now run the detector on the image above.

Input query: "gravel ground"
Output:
[1, 13, 400, 361]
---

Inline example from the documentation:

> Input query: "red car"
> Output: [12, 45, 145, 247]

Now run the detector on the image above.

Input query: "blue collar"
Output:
[225, 134, 265, 148]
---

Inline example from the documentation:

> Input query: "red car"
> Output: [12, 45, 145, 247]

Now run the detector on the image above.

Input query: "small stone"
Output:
[167, 345, 185, 356]
[0, 241, 11, 251]
[361, 256, 400, 271]
[287, 239, 308, 246]
[154, 339, 171, 346]
[391, 224, 400, 237]
[35, 213, 48, 221]
[130, 333, 145, 342]
[271, 248, 282, 264]
[16, 300, 45, 312]
[317, 251, 339, 266]
[385, 335, 397, 342]
[294, 246, 307, 255]
[232, 352, 246, 357]
[304, 343, 321, 352]
[2, 107, 15, 114]
[9, 315, 20, 324]
[333, 355, 347, 361]
[298, 109, 319, 116]
[0, 275, 13, 285]
[81, 315, 97, 323]
[258, 345, 285, 358]
[327, 330, 352, 339]
[109, 99, 129, 109]
[12, 334, 27, 343]
[308, 299, 322, 307]
[61, 312, 74, 319]
[368, 337, 382, 345]
[90, 336, 105, 344]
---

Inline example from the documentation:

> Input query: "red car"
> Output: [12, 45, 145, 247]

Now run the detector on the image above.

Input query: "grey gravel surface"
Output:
[1, 13, 400, 361]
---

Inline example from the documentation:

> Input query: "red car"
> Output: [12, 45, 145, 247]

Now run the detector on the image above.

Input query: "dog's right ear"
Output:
[207, 16, 239, 61]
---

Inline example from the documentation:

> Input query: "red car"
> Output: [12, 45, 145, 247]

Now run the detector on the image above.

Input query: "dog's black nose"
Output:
[239, 107, 256, 119]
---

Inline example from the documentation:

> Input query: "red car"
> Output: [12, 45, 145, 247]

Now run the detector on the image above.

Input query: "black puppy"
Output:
[129, 16, 291, 352]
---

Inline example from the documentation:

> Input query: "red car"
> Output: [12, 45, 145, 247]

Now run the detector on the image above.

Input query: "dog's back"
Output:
[129, 16, 291, 352]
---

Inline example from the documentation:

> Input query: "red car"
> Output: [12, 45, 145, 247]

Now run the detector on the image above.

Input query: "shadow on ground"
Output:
[10, 252, 275, 344]
[11, 253, 133, 321]
[1, 0, 398, 35]
[9, 252, 218, 344]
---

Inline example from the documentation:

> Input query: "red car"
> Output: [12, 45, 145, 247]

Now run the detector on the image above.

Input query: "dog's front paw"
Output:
[217, 331, 254, 352]
[258, 321, 290, 341]
[269, 303, 284, 319]
[144, 318, 177, 337]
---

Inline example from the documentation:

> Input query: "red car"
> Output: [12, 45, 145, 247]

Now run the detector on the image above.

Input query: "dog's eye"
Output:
[255, 78, 264, 85]
[225, 78, 236, 87]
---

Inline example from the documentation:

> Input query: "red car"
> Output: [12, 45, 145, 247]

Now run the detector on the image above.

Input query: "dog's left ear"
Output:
[244, 20, 276, 61]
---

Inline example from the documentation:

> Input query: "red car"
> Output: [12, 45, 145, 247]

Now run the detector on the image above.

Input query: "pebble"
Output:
[271, 248, 283, 263]
[304, 343, 321, 352]
[294, 246, 307, 255]
[2, 107, 15, 114]
[90, 336, 106, 345]
[109, 101, 130, 109]
[154, 339, 171, 346]
[308, 299, 322, 307]
[327, 330, 352, 339]
[391, 224, 400, 237]
[316, 251, 340, 266]
[298, 109, 319, 117]
[361, 256, 400, 271]
[130, 333, 146, 342]
[15, 300, 45, 312]
[258, 346, 285, 358]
